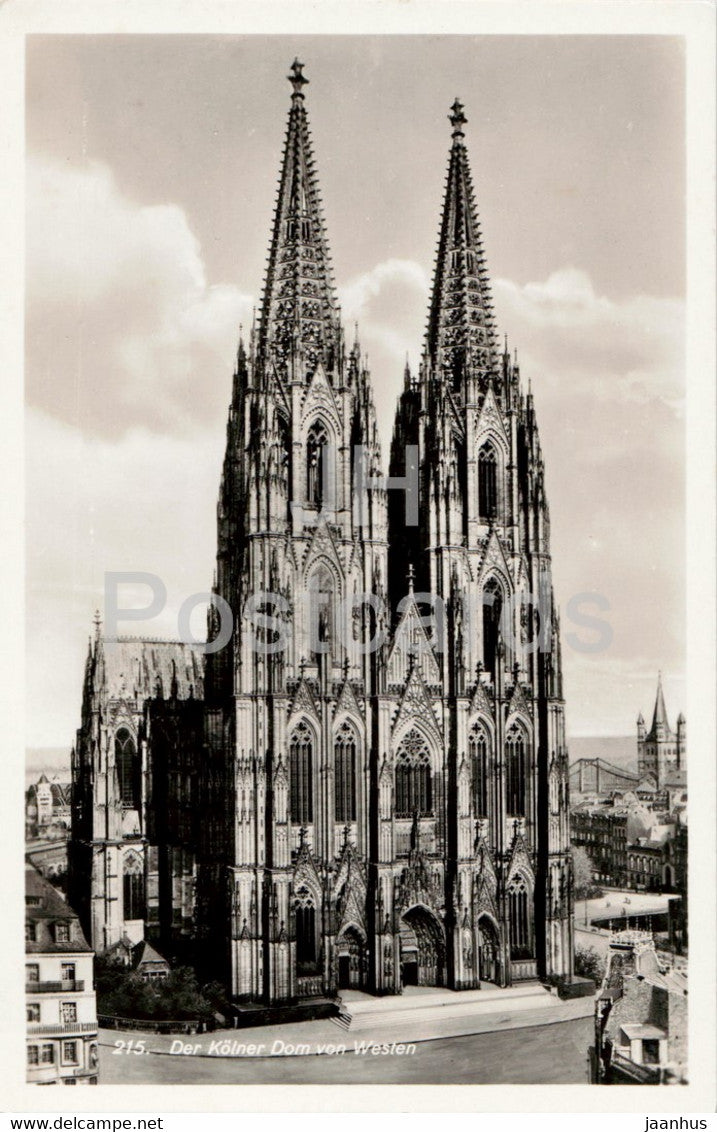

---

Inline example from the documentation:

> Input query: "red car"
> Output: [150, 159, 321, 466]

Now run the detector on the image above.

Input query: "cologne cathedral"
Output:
[69, 61, 574, 1005]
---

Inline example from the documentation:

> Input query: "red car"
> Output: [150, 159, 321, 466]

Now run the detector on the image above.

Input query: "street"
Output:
[99, 1016, 592, 1085]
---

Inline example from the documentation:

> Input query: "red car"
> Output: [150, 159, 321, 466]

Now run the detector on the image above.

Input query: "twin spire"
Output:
[425, 98, 498, 383]
[258, 59, 341, 377]
[258, 64, 496, 388]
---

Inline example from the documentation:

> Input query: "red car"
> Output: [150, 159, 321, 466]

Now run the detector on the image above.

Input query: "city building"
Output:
[69, 62, 573, 1007]
[25, 862, 98, 1085]
[26, 774, 71, 840]
[637, 675, 686, 790]
[593, 929, 688, 1084]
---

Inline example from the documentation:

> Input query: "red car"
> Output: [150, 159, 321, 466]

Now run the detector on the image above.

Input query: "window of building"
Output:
[295, 889, 318, 974]
[60, 1002, 77, 1024]
[62, 1041, 78, 1065]
[115, 728, 138, 807]
[334, 723, 357, 823]
[123, 853, 145, 921]
[306, 420, 329, 507]
[482, 577, 503, 675]
[290, 721, 313, 825]
[642, 1039, 660, 1066]
[27, 1046, 39, 1066]
[469, 724, 489, 818]
[508, 874, 533, 959]
[26, 964, 39, 983]
[25, 922, 36, 942]
[26, 1004, 40, 1023]
[61, 963, 75, 982]
[40, 1044, 54, 1064]
[55, 923, 69, 943]
[478, 443, 498, 520]
[395, 729, 432, 817]
[506, 724, 527, 817]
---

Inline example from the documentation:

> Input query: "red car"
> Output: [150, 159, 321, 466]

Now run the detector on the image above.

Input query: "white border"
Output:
[1, 0, 715, 1114]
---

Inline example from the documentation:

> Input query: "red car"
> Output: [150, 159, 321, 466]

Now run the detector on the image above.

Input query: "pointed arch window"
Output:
[506, 723, 527, 818]
[482, 577, 503, 675]
[469, 724, 489, 818]
[308, 563, 335, 660]
[115, 729, 138, 808]
[508, 874, 532, 959]
[306, 420, 329, 507]
[395, 729, 432, 818]
[295, 887, 318, 972]
[478, 443, 498, 520]
[334, 723, 357, 823]
[290, 721, 313, 825]
[123, 852, 145, 921]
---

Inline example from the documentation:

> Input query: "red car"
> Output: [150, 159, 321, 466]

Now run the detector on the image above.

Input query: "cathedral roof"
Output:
[100, 637, 204, 701]
[257, 59, 341, 378]
[425, 98, 498, 380]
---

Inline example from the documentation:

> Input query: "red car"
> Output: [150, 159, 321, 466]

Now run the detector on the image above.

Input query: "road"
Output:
[99, 1016, 592, 1085]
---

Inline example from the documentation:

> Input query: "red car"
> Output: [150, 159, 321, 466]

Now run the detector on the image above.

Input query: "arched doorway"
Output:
[663, 864, 673, 890]
[336, 925, 366, 990]
[400, 906, 445, 987]
[477, 915, 500, 984]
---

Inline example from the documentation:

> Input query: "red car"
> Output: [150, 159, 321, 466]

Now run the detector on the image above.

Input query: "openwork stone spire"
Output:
[257, 59, 340, 377]
[425, 98, 497, 383]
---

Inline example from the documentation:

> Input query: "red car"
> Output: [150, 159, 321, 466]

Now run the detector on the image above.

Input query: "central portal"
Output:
[400, 905, 445, 987]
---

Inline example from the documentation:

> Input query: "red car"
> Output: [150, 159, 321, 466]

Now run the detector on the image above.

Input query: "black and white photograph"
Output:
[4, 2, 715, 1116]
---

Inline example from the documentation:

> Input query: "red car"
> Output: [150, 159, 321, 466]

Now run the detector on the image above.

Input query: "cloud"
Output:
[26, 407, 224, 746]
[26, 155, 253, 438]
[494, 268, 684, 414]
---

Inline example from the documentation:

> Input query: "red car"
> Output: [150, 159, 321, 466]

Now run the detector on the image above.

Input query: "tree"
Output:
[571, 845, 595, 900]
[574, 944, 604, 985]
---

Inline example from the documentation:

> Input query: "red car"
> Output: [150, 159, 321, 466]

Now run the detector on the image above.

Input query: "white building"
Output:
[25, 862, 98, 1085]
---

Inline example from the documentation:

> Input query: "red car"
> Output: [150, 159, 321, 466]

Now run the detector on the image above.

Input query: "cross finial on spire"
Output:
[449, 97, 467, 138]
[288, 58, 308, 98]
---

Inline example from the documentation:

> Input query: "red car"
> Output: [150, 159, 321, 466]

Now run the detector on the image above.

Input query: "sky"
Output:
[25, 34, 686, 747]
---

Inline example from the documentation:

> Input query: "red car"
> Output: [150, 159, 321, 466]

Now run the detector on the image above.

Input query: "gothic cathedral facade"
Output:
[69, 62, 574, 1004]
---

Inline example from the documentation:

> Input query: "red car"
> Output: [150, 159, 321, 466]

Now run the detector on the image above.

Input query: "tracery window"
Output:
[482, 577, 503, 675]
[508, 874, 532, 959]
[123, 852, 145, 921]
[334, 723, 357, 823]
[478, 442, 498, 520]
[395, 729, 432, 818]
[290, 721, 313, 825]
[506, 723, 527, 818]
[295, 887, 318, 972]
[306, 420, 329, 507]
[469, 724, 489, 818]
[115, 728, 138, 807]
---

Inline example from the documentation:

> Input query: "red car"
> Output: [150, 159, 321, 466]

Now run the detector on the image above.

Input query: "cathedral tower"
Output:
[199, 60, 388, 1002]
[386, 98, 573, 988]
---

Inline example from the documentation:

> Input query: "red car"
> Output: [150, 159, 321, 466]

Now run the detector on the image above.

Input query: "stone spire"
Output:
[649, 672, 670, 734]
[425, 98, 497, 385]
[257, 59, 341, 379]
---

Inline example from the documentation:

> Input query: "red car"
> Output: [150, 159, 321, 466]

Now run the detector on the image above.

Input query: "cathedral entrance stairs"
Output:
[338, 982, 560, 1037]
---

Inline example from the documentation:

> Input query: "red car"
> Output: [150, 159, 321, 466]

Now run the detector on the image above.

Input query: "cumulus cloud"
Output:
[26, 155, 253, 438]
[26, 407, 224, 746]
[494, 268, 684, 414]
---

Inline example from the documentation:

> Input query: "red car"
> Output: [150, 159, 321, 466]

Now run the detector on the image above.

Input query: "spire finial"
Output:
[407, 562, 415, 593]
[449, 97, 467, 139]
[93, 609, 102, 640]
[288, 58, 308, 99]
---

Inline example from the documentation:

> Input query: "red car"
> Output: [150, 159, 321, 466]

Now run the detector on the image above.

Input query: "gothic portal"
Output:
[69, 61, 574, 1005]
